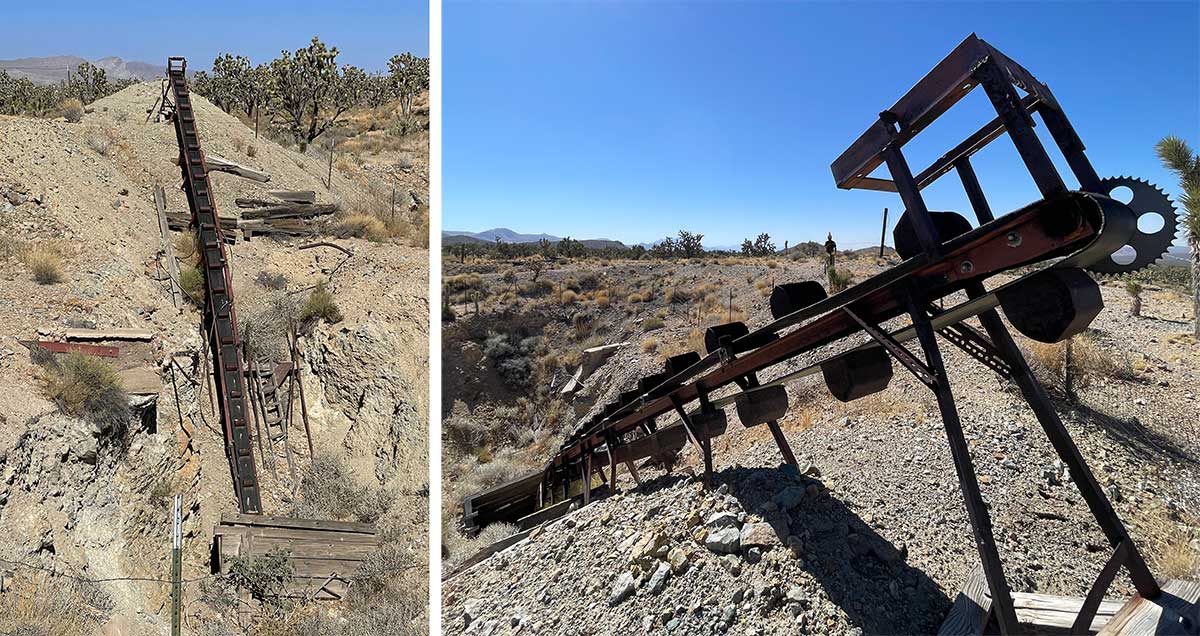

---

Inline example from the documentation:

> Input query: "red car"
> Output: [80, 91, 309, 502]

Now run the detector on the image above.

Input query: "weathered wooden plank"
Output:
[219, 513, 376, 535]
[19, 340, 120, 358]
[153, 184, 183, 309]
[1011, 591, 1122, 631]
[65, 328, 154, 342]
[938, 567, 992, 636]
[214, 526, 380, 546]
[1098, 579, 1200, 635]
[267, 190, 316, 204]
[206, 154, 271, 183]
[240, 203, 338, 220]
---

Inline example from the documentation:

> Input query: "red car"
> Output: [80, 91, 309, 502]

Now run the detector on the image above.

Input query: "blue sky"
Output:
[2, 0, 428, 72]
[445, 1, 1200, 248]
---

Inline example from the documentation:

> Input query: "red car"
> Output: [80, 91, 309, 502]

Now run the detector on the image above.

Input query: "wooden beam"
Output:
[267, 190, 316, 204]
[65, 328, 154, 342]
[240, 203, 338, 220]
[206, 154, 271, 183]
[153, 184, 183, 309]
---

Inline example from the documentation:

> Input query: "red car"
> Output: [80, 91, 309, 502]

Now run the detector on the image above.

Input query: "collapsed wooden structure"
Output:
[461, 34, 1192, 634]
[213, 514, 379, 600]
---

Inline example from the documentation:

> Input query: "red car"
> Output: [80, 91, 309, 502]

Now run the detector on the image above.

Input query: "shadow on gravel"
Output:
[701, 465, 952, 635]
[1068, 402, 1197, 467]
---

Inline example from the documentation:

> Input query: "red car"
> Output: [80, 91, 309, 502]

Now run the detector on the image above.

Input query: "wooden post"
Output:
[291, 323, 314, 457]
[171, 495, 182, 636]
[154, 185, 183, 310]
[391, 175, 397, 223]
[326, 140, 334, 191]
[254, 109, 259, 139]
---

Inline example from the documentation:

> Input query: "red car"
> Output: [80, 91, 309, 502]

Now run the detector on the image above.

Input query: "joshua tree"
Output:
[1155, 135, 1200, 336]
[1125, 279, 1143, 317]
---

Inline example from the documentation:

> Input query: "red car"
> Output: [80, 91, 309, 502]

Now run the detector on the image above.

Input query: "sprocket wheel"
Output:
[1086, 176, 1179, 274]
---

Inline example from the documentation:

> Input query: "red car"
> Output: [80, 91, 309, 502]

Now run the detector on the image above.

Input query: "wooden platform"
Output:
[212, 513, 379, 600]
[940, 568, 1200, 635]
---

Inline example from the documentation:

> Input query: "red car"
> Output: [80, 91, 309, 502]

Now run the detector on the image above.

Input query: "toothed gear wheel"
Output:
[1086, 176, 1178, 274]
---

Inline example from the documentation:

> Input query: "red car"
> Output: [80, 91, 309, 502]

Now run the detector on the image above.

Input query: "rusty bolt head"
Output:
[1006, 231, 1022, 247]
[959, 260, 975, 274]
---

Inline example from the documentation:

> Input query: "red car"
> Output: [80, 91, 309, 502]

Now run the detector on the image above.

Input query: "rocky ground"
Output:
[0, 83, 428, 635]
[442, 254, 1199, 635]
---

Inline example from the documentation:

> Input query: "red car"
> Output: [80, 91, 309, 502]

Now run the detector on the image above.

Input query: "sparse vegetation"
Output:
[338, 212, 390, 242]
[299, 283, 344, 326]
[254, 271, 289, 290]
[59, 98, 84, 122]
[179, 265, 206, 308]
[36, 352, 130, 441]
[0, 571, 114, 635]
[23, 248, 63, 284]
[293, 454, 395, 523]
[1125, 279, 1143, 317]
[1026, 332, 1132, 401]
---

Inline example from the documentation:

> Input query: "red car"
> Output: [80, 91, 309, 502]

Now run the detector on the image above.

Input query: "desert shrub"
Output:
[627, 292, 644, 303]
[178, 265, 205, 307]
[482, 331, 515, 359]
[242, 294, 300, 362]
[337, 213, 389, 242]
[642, 317, 664, 331]
[445, 417, 489, 451]
[1026, 332, 1132, 399]
[59, 98, 83, 122]
[0, 571, 113, 635]
[445, 273, 483, 292]
[827, 267, 853, 292]
[517, 279, 554, 297]
[37, 352, 130, 440]
[666, 287, 691, 304]
[86, 134, 111, 156]
[595, 290, 611, 306]
[254, 271, 288, 290]
[299, 283, 343, 325]
[23, 249, 63, 284]
[442, 297, 457, 322]
[560, 289, 578, 304]
[641, 337, 659, 353]
[496, 357, 532, 387]
[227, 547, 293, 602]
[293, 454, 394, 523]
[246, 144, 258, 158]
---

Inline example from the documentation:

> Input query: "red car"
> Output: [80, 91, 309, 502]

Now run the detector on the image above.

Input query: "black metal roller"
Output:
[664, 351, 701, 376]
[638, 372, 670, 394]
[998, 268, 1102, 343]
[619, 389, 641, 405]
[704, 322, 779, 354]
[770, 281, 828, 319]
[893, 210, 973, 259]
[821, 347, 893, 402]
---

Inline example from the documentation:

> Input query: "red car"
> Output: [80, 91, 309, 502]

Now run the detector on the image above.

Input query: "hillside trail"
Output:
[0, 82, 428, 635]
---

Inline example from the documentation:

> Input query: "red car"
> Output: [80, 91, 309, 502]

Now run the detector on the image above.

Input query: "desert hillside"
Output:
[0, 82, 428, 635]
[441, 252, 1199, 634]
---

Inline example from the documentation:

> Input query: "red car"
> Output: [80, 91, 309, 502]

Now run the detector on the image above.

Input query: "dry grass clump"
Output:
[337, 213, 390, 242]
[643, 317, 665, 331]
[299, 283, 343, 326]
[87, 133, 111, 156]
[22, 248, 64, 284]
[666, 287, 692, 304]
[595, 290, 611, 306]
[641, 337, 660, 353]
[36, 352, 130, 439]
[0, 571, 113, 635]
[1138, 507, 1199, 579]
[59, 98, 84, 123]
[445, 273, 483, 292]
[627, 292, 644, 303]
[178, 265, 206, 308]
[561, 289, 578, 304]
[293, 453, 394, 523]
[1026, 332, 1132, 398]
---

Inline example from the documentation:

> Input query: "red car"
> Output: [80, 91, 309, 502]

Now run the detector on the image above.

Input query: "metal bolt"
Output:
[1006, 231, 1022, 247]
[959, 260, 975, 274]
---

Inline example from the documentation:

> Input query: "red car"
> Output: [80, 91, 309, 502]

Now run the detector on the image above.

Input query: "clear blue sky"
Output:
[2, 0, 428, 72]
[445, 1, 1200, 248]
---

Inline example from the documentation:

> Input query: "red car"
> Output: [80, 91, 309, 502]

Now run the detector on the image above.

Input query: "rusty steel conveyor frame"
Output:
[462, 34, 1165, 635]
[166, 57, 262, 514]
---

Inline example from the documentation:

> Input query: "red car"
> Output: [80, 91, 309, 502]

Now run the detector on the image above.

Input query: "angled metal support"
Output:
[671, 388, 714, 488]
[843, 306, 938, 388]
[1072, 539, 1129, 635]
[905, 290, 1020, 634]
[972, 56, 1065, 197]
[964, 281, 1161, 602]
[931, 309, 1015, 380]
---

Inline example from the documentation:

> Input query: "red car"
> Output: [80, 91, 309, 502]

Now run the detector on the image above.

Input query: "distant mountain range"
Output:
[0, 55, 161, 85]
[443, 228, 626, 250]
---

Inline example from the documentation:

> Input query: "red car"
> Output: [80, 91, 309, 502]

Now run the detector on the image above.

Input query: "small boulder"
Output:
[608, 572, 636, 606]
[706, 527, 741, 554]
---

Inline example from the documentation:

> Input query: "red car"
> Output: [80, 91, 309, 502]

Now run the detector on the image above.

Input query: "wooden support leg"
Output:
[966, 282, 1160, 600]
[624, 460, 643, 487]
[582, 455, 592, 506]
[906, 294, 1020, 635]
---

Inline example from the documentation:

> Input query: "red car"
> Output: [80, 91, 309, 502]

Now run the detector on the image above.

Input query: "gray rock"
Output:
[706, 526, 742, 554]
[608, 572, 636, 606]
[706, 511, 741, 529]
[647, 561, 671, 595]
[773, 486, 805, 510]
